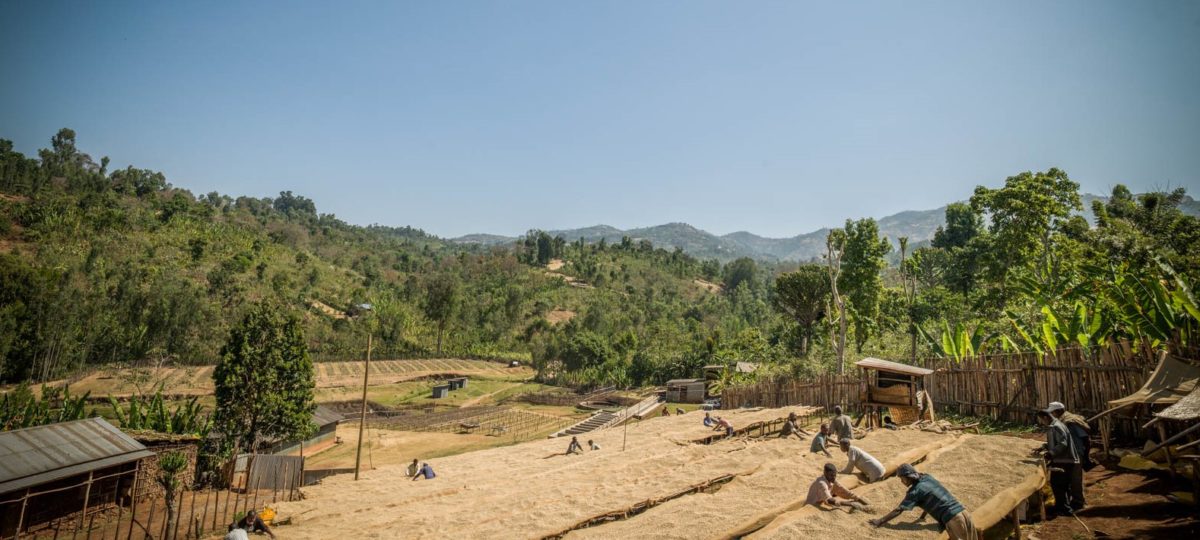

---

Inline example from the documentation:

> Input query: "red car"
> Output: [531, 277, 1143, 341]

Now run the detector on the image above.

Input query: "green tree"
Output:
[213, 302, 315, 454]
[825, 229, 849, 373]
[771, 265, 829, 357]
[723, 257, 758, 292]
[971, 168, 1081, 297]
[423, 273, 460, 354]
[839, 218, 891, 353]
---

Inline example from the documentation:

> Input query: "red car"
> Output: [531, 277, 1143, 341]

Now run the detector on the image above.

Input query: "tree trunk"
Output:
[436, 320, 444, 354]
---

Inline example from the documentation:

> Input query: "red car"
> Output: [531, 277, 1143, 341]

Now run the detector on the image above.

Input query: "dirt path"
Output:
[460, 386, 511, 407]
[1026, 459, 1200, 539]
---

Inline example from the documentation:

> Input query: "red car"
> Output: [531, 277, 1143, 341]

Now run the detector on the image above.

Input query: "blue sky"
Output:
[2, 1, 1198, 238]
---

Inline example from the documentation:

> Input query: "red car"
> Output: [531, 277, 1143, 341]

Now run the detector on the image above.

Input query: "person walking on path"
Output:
[869, 464, 978, 540]
[811, 424, 833, 457]
[839, 439, 885, 483]
[830, 406, 854, 441]
[806, 463, 871, 511]
[1034, 405, 1082, 515]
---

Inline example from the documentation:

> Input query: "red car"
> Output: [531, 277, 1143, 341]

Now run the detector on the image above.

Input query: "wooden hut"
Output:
[0, 418, 153, 537]
[855, 357, 935, 427]
[665, 379, 707, 403]
[432, 385, 451, 399]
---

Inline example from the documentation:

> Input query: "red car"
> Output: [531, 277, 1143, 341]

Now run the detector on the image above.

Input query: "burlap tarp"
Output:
[1108, 351, 1200, 408]
[1155, 387, 1200, 421]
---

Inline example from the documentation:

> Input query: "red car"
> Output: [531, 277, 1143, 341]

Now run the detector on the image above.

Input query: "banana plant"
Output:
[917, 321, 994, 362]
[108, 390, 212, 436]
[1103, 260, 1198, 347]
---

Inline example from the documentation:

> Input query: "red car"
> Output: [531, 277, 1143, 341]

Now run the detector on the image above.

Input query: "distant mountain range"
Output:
[452, 194, 1199, 262]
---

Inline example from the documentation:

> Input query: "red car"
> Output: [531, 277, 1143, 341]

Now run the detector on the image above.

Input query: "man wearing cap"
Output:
[829, 405, 854, 441]
[1050, 401, 1092, 506]
[806, 463, 870, 511]
[1035, 402, 1081, 515]
[839, 439, 886, 483]
[870, 464, 977, 539]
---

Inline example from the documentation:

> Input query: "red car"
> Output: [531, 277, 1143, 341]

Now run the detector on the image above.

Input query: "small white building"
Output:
[665, 379, 707, 403]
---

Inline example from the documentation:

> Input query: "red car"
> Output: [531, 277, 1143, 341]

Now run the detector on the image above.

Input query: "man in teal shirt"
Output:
[869, 464, 977, 540]
[810, 423, 832, 457]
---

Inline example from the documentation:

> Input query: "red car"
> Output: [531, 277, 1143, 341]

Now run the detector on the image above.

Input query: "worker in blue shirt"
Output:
[411, 462, 436, 481]
[869, 464, 977, 540]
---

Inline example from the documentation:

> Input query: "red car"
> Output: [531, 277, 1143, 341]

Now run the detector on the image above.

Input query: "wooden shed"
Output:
[267, 405, 344, 456]
[855, 357, 935, 427]
[665, 379, 707, 403]
[0, 418, 153, 537]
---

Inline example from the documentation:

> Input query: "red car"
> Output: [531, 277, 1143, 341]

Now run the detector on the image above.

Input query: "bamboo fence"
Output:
[721, 342, 1166, 440]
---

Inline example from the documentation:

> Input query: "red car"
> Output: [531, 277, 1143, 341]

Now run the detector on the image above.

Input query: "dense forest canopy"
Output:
[1, 129, 1197, 388]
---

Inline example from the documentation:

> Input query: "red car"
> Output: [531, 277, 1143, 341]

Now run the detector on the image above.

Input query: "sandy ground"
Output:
[750, 434, 1042, 539]
[693, 279, 723, 294]
[53, 358, 529, 397]
[304, 424, 529, 470]
[546, 309, 577, 325]
[566, 429, 956, 540]
[274, 407, 819, 539]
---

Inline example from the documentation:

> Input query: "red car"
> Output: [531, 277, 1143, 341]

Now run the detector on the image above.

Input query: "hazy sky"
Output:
[2, 1, 1198, 238]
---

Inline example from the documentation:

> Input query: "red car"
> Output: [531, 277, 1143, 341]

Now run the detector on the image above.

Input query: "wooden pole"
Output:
[76, 470, 95, 538]
[15, 488, 30, 539]
[111, 472, 125, 540]
[354, 333, 373, 481]
[126, 460, 140, 540]
[1157, 423, 1176, 481]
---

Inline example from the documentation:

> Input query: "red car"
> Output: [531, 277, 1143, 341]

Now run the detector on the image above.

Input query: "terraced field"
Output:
[58, 358, 533, 397]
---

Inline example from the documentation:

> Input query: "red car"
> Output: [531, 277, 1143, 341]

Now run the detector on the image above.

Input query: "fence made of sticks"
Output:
[9, 454, 303, 540]
[721, 342, 1165, 440]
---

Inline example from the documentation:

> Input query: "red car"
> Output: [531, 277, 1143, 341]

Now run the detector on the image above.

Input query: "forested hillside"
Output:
[2, 129, 1198, 391]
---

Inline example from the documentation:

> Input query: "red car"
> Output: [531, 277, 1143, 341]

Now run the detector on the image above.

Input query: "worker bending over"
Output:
[713, 416, 734, 437]
[839, 439, 885, 483]
[779, 412, 812, 440]
[810, 424, 833, 457]
[411, 462, 436, 481]
[806, 463, 870, 511]
[830, 406, 854, 441]
[870, 464, 977, 540]
[566, 436, 584, 455]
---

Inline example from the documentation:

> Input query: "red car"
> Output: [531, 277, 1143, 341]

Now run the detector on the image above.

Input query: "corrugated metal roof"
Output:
[312, 405, 344, 427]
[0, 418, 153, 495]
[855, 357, 934, 376]
[665, 379, 706, 385]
